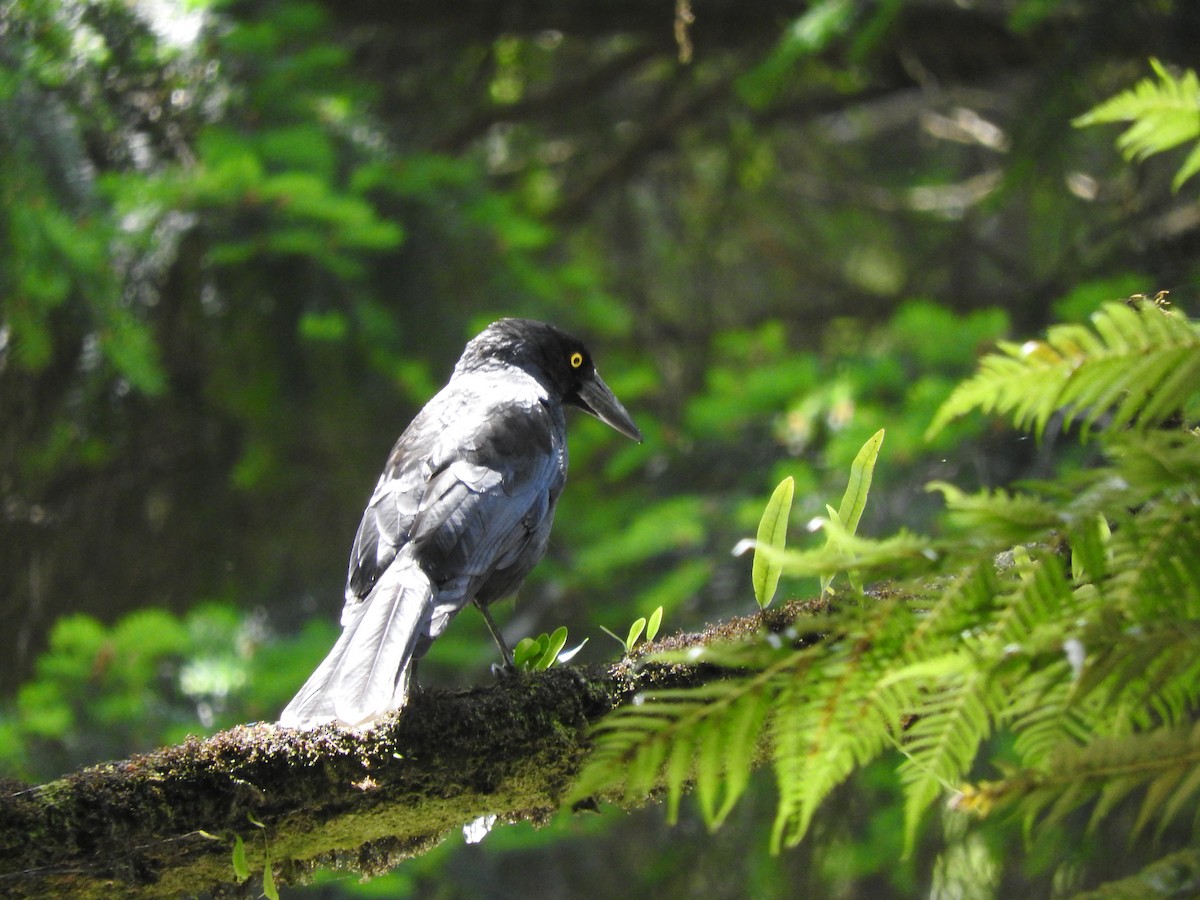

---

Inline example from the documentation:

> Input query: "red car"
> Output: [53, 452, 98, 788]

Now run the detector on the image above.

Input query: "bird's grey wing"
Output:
[341, 399, 451, 622]
[343, 469, 421, 622]
[410, 396, 566, 638]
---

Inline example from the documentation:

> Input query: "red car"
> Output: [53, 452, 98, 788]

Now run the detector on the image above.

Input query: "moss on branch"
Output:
[0, 600, 822, 897]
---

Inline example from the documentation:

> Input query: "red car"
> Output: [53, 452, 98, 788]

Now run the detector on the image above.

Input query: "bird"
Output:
[279, 318, 643, 728]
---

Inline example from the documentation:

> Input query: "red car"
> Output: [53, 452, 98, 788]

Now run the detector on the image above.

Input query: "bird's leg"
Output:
[408, 659, 420, 693]
[475, 600, 516, 674]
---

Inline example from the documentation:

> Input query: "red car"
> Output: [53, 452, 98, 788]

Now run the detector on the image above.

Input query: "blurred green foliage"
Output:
[2, 0, 1199, 896]
[579, 300, 1200, 896]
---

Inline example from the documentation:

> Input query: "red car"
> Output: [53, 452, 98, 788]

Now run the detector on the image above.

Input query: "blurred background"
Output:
[1, 0, 1197, 895]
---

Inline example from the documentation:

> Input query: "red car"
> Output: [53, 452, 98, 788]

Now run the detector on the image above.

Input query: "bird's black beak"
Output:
[574, 371, 643, 442]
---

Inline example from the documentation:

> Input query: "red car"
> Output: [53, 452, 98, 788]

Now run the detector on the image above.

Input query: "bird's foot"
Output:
[490, 661, 518, 679]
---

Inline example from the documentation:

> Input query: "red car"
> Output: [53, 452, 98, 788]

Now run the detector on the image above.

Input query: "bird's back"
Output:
[343, 366, 568, 640]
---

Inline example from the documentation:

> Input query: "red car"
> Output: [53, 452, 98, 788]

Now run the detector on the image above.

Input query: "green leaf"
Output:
[514, 628, 571, 670]
[297, 310, 348, 342]
[646, 606, 664, 642]
[928, 301, 1200, 439]
[263, 859, 279, 900]
[752, 476, 795, 609]
[538, 626, 569, 670]
[1174, 140, 1200, 191]
[819, 504, 841, 598]
[836, 429, 885, 535]
[820, 430, 884, 597]
[1074, 59, 1200, 191]
[231, 835, 249, 883]
[664, 731, 695, 825]
[625, 618, 647, 653]
[513, 637, 542, 670]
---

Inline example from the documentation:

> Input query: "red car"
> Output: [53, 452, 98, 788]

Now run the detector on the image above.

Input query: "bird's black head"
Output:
[459, 318, 643, 442]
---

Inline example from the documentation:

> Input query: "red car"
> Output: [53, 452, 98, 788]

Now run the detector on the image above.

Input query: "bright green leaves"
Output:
[513, 627, 573, 672]
[601, 606, 665, 654]
[752, 476, 794, 609]
[573, 680, 774, 834]
[230, 814, 278, 900]
[579, 297, 1200, 866]
[128, 122, 405, 277]
[1075, 59, 1200, 191]
[297, 309, 350, 342]
[645, 606, 664, 644]
[835, 428, 884, 534]
[822, 428, 885, 597]
[737, 0, 858, 108]
[930, 301, 1200, 441]
[746, 429, 885, 608]
[0, 604, 264, 780]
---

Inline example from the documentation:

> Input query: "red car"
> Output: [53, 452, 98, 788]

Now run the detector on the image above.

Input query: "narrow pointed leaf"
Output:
[263, 861, 279, 900]
[625, 618, 647, 653]
[837, 429, 885, 535]
[231, 836, 249, 883]
[646, 606, 664, 642]
[753, 477, 794, 609]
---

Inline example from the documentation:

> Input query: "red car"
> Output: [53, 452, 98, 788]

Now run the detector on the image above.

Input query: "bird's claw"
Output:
[491, 661, 518, 679]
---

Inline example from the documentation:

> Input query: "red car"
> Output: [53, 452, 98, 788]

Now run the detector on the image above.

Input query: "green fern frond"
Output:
[1009, 672, 1099, 769]
[891, 654, 1005, 845]
[1107, 430, 1200, 499]
[990, 550, 1078, 649]
[577, 302, 1200, 873]
[773, 526, 937, 581]
[932, 483, 1064, 547]
[1074, 59, 1200, 190]
[771, 605, 904, 850]
[1074, 618, 1200, 733]
[904, 562, 1002, 647]
[1072, 848, 1200, 900]
[967, 721, 1200, 841]
[1123, 507, 1200, 620]
[572, 675, 781, 826]
[929, 301, 1200, 440]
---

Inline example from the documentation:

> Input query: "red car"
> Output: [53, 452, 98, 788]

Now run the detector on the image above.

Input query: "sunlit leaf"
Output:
[752, 476, 794, 609]
[646, 606, 663, 642]
[538, 626, 569, 670]
[625, 618, 646, 653]
[837, 429, 885, 535]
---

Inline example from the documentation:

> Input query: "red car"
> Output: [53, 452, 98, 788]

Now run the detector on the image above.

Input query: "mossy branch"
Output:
[0, 600, 820, 899]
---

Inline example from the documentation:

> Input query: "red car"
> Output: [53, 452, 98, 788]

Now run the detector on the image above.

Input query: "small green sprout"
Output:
[514, 626, 583, 671]
[231, 835, 249, 883]
[739, 429, 885, 608]
[601, 605, 664, 654]
[230, 812, 278, 900]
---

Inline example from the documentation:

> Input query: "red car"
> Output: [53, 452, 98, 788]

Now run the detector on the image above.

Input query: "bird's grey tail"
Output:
[279, 557, 433, 729]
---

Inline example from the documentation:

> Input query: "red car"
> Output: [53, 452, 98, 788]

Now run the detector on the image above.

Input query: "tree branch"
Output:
[0, 600, 822, 898]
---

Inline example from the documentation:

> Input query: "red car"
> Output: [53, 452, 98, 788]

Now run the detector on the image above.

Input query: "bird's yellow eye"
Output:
[570, 351, 584, 368]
